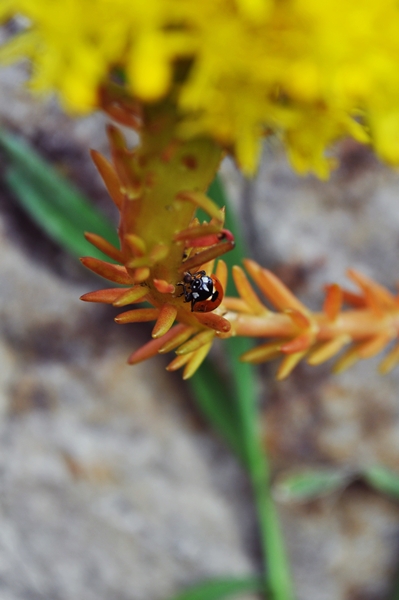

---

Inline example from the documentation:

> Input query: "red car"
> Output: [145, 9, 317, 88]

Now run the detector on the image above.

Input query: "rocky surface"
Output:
[1, 60, 399, 600]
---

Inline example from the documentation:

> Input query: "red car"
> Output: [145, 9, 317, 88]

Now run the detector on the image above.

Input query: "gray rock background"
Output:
[1, 60, 399, 600]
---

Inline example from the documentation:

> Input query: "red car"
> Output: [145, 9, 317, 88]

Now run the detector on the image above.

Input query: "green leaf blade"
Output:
[273, 468, 352, 503]
[363, 465, 399, 500]
[0, 129, 119, 257]
[168, 576, 261, 600]
[5, 166, 104, 259]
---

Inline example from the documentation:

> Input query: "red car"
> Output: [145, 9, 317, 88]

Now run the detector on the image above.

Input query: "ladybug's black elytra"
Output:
[176, 270, 221, 312]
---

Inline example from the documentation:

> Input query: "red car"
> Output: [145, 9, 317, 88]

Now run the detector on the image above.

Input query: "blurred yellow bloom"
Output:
[2, 0, 399, 174]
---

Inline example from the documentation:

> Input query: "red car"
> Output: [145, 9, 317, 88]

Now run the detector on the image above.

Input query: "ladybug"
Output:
[176, 270, 223, 312]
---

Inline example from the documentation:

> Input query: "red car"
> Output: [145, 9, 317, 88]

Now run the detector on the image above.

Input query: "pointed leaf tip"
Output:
[115, 308, 159, 324]
[80, 288, 126, 304]
[152, 304, 178, 338]
[80, 257, 133, 284]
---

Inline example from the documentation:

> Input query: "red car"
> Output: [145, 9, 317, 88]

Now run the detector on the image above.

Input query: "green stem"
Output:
[209, 177, 294, 600]
[250, 434, 293, 600]
[233, 358, 293, 600]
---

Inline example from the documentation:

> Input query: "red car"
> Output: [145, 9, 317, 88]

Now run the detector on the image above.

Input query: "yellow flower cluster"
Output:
[2, 0, 399, 175]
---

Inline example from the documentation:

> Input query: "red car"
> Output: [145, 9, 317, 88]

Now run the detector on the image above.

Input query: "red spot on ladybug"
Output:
[176, 270, 223, 312]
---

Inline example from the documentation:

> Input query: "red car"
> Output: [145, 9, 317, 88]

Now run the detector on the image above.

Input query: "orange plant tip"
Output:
[80, 257, 132, 285]
[194, 312, 231, 332]
[280, 332, 313, 354]
[285, 308, 311, 330]
[356, 333, 392, 359]
[178, 240, 235, 273]
[133, 267, 151, 283]
[323, 283, 343, 321]
[148, 243, 170, 262]
[176, 190, 222, 222]
[127, 256, 151, 269]
[232, 265, 267, 315]
[240, 341, 282, 364]
[166, 353, 192, 372]
[124, 234, 147, 257]
[114, 308, 159, 324]
[306, 335, 351, 366]
[244, 259, 308, 313]
[379, 342, 399, 374]
[276, 351, 307, 380]
[158, 326, 195, 353]
[84, 232, 123, 263]
[215, 259, 228, 291]
[347, 269, 397, 309]
[175, 330, 215, 355]
[80, 288, 125, 304]
[151, 304, 178, 338]
[90, 149, 124, 210]
[182, 342, 213, 379]
[153, 279, 175, 294]
[174, 223, 222, 242]
[113, 286, 149, 306]
[332, 346, 361, 374]
[127, 325, 185, 364]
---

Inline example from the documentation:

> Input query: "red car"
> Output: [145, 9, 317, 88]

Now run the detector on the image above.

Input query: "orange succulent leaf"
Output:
[215, 259, 228, 292]
[115, 308, 159, 324]
[158, 326, 195, 353]
[276, 351, 308, 380]
[379, 342, 399, 374]
[153, 279, 175, 294]
[232, 265, 268, 315]
[223, 297, 254, 314]
[90, 150, 124, 210]
[80, 257, 133, 285]
[107, 125, 142, 199]
[132, 267, 151, 283]
[194, 312, 231, 333]
[124, 234, 146, 257]
[174, 222, 222, 242]
[240, 341, 282, 364]
[84, 232, 124, 263]
[323, 283, 343, 321]
[80, 288, 127, 304]
[176, 330, 215, 355]
[152, 304, 178, 338]
[182, 342, 214, 380]
[127, 324, 187, 365]
[243, 259, 308, 313]
[113, 286, 148, 306]
[280, 331, 314, 354]
[177, 240, 235, 273]
[347, 268, 397, 310]
[357, 333, 394, 359]
[166, 353, 193, 372]
[333, 346, 361, 374]
[307, 335, 351, 366]
[341, 289, 367, 308]
[176, 190, 223, 221]
[284, 308, 312, 330]
[99, 85, 142, 131]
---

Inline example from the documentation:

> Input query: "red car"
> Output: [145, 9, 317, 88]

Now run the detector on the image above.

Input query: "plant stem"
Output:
[211, 176, 294, 600]
[232, 355, 294, 600]
[249, 433, 293, 600]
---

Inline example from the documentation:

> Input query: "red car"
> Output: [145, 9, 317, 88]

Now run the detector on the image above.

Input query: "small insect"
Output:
[176, 270, 223, 312]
